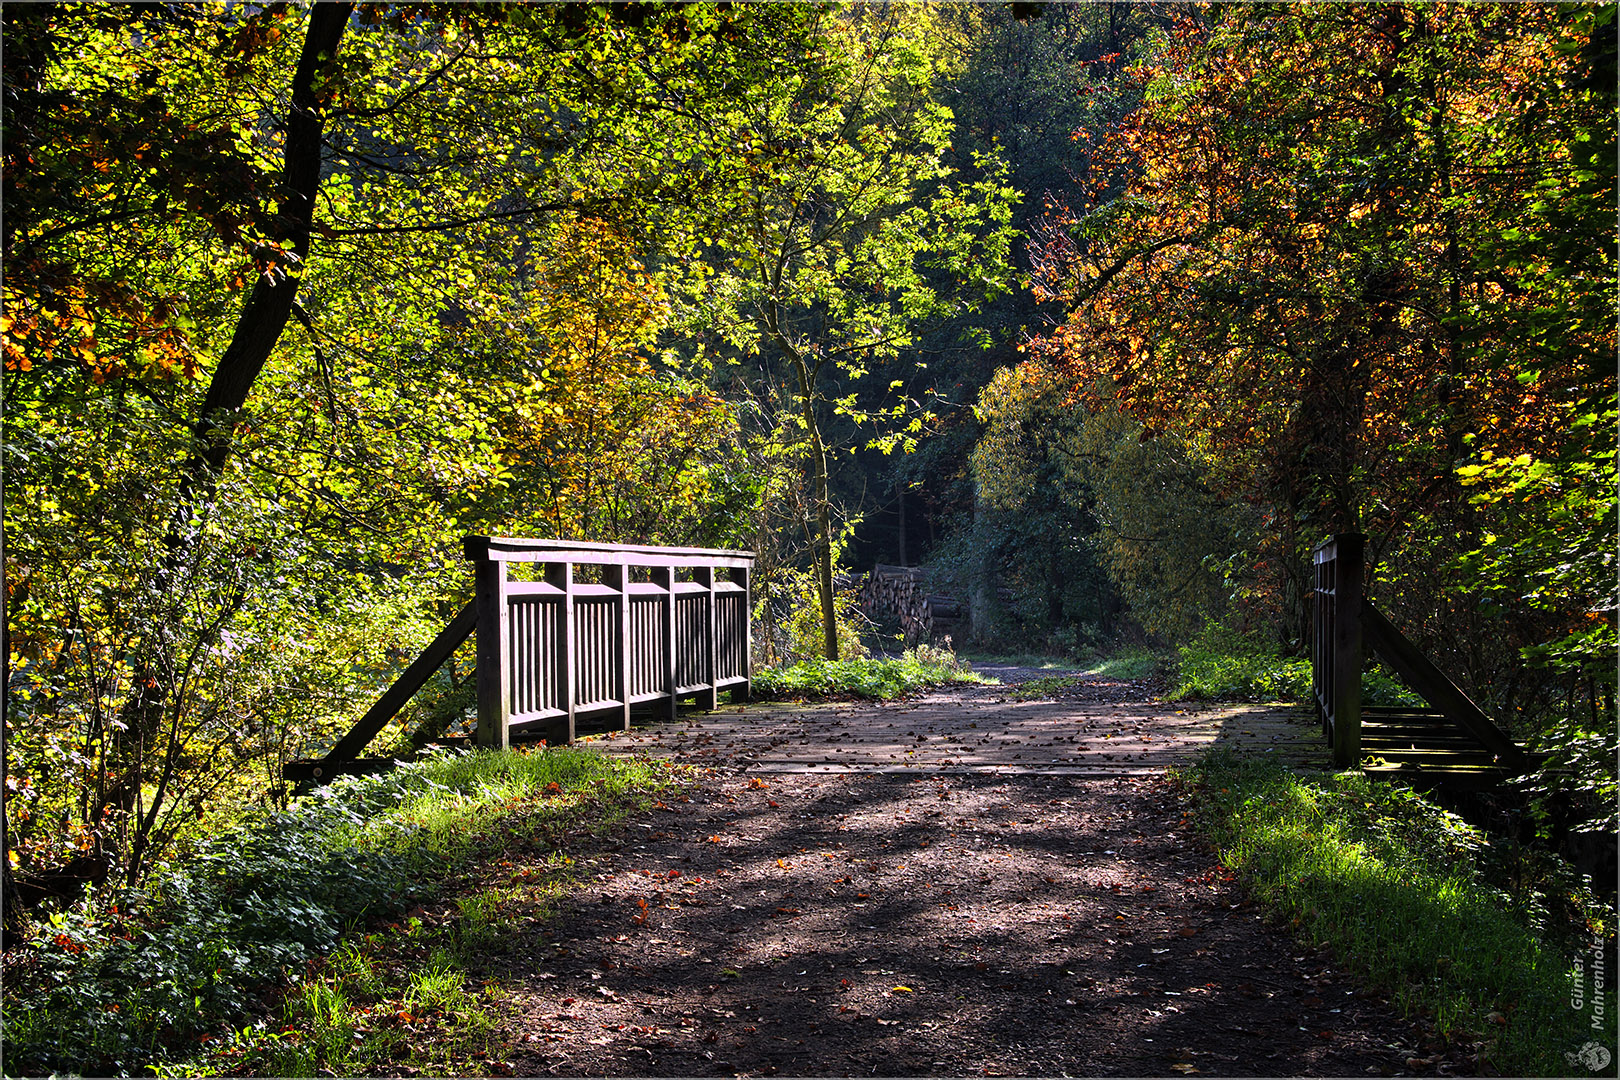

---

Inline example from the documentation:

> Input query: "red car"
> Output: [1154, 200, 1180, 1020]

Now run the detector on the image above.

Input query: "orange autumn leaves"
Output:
[471, 219, 737, 542]
[1027, 4, 1599, 540]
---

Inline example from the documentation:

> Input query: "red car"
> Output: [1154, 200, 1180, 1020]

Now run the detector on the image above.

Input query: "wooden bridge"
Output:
[1311, 533, 1529, 789]
[286, 538, 753, 783]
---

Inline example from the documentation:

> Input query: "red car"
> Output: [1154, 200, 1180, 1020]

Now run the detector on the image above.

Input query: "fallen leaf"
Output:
[1170, 1065, 1200, 1074]
[892, 985, 913, 993]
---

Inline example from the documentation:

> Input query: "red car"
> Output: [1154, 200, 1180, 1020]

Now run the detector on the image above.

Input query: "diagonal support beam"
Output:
[319, 600, 477, 766]
[1361, 601, 1529, 772]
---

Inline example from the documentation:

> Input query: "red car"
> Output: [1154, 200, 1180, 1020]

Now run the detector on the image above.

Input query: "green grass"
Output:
[1079, 645, 1165, 681]
[3, 747, 677, 1077]
[1176, 753, 1606, 1076]
[957, 648, 1076, 669]
[752, 643, 989, 701]
[1005, 673, 1083, 701]
[1170, 620, 1420, 706]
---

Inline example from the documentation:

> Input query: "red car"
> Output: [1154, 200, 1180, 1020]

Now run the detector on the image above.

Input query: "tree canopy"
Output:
[3, 1, 1612, 904]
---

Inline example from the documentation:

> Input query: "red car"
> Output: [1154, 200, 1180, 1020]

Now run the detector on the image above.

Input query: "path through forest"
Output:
[462, 669, 1462, 1076]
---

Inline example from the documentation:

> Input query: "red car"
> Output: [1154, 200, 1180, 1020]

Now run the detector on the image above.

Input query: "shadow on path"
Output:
[474, 673, 1435, 1077]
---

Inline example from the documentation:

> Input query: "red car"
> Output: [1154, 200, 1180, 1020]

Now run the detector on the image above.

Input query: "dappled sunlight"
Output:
[483, 765, 1408, 1076]
[586, 677, 1327, 777]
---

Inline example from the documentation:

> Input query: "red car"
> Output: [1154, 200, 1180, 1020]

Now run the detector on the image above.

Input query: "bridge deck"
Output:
[582, 672, 1324, 776]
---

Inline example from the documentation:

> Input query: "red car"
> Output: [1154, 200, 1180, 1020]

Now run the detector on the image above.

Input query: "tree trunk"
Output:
[792, 356, 840, 661]
[176, 2, 352, 517]
[896, 474, 908, 567]
[103, 3, 351, 884]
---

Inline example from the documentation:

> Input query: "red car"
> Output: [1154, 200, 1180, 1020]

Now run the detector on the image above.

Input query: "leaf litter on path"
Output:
[477, 762, 1432, 1076]
[446, 672, 1460, 1076]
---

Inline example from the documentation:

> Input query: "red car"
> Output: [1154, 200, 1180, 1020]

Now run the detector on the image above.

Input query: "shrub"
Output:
[751, 644, 986, 701]
[1, 747, 670, 1077]
[1171, 620, 1419, 706]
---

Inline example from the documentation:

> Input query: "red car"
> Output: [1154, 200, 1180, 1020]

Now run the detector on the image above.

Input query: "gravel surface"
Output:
[449, 672, 1461, 1076]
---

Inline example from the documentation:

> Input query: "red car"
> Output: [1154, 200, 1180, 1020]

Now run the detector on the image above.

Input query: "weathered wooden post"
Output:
[1312, 533, 1364, 768]
[470, 536, 511, 752]
[604, 563, 632, 732]
[655, 564, 677, 721]
[695, 564, 718, 711]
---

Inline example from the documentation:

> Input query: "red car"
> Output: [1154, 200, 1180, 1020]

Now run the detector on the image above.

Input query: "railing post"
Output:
[736, 564, 752, 703]
[1329, 533, 1364, 768]
[546, 559, 575, 745]
[468, 537, 511, 751]
[655, 565, 677, 720]
[605, 563, 631, 732]
[695, 565, 718, 710]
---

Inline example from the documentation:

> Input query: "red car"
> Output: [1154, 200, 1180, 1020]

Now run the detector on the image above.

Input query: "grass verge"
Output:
[752, 643, 988, 701]
[1175, 753, 1609, 1076]
[1170, 620, 1419, 705]
[2, 747, 679, 1077]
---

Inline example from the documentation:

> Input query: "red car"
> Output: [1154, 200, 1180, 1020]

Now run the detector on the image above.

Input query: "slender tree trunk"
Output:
[175, 2, 352, 520]
[896, 474, 908, 567]
[103, 4, 352, 882]
[791, 355, 839, 660]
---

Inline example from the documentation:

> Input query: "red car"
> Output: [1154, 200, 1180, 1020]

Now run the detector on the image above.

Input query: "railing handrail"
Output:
[465, 535, 754, 568]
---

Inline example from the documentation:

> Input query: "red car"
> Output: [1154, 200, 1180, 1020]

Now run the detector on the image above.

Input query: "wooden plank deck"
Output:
[582, 678, 1326, 777]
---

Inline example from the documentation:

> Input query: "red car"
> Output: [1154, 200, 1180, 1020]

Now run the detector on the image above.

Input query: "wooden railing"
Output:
[284, 537, 752, 782]
[1312, 534, 1364, 767]
[468, 537, 752, 749]
[1311, 533, 1528, 780]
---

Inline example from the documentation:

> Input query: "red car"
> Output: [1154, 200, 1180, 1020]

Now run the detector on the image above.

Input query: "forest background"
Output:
[2, 1, 1613, 913]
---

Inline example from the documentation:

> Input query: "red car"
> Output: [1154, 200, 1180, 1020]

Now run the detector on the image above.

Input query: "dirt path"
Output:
[472, 673, 1443, 1077]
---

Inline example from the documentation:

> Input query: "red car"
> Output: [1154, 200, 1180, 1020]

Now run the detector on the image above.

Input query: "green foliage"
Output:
[1, 748, 673, 1077]
[1178, 755, 1606, 1076]
[1171, 621, 1421, 707]
[0, 0, 833, 892]
[759, 564, 871, 664]
[1010, 1, 1613, 827]
[1079, 647, 1165, 682]
[752, 645, 987, 702]
[686, 4, 1019, 659]
[970, 363, 1247, 644]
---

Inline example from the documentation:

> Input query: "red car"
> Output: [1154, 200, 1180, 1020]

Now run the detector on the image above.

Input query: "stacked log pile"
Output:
[858, 565, 966, 645]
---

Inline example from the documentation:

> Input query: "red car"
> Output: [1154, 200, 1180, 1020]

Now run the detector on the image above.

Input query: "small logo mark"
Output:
[1567, 1041, 1613, 1073]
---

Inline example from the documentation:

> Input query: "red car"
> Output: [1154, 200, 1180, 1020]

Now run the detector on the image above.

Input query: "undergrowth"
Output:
[1171, 620, 1420, 706]
[1, 748, 677, 1077]
[1176, 753, 1610, 1076]
[1005, 647, 1167, 700]
[751, 643, 988, 701]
